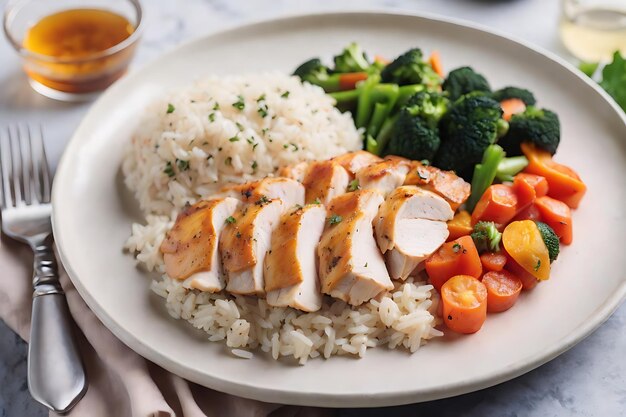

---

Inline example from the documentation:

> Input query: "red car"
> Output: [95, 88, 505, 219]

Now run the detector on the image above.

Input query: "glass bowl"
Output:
[3, 0, 143, 101]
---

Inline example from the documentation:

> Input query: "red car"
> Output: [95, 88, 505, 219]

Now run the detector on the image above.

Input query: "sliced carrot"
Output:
[447, 210, 473, 241]
[504, 254, 538, 290]
[534, 196, 573, 245]
[471, 184, 518, 226]
[480, 252, 507, 272]
[521, 142, 586, 208]
[512, 174, 536, 214]
[502, 220, 551, 280]
[441, 275, 488, 334]
[429, 50, 444, 77]
[514, 173, 549, 197]
[338, 72, 369, 91]
[500, 98, 526, 121]
[513, 203, 542, 222]
[425, 235, 482, 291]
[482, 270, 523, 313]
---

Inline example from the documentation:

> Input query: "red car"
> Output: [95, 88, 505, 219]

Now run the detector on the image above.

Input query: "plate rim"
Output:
[52, 10, 626, 407]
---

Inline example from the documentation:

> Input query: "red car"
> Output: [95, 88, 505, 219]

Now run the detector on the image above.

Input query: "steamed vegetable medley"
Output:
[294, 44, 587, 334]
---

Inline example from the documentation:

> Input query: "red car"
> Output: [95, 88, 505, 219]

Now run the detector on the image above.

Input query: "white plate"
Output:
[53, 11, 626, 407]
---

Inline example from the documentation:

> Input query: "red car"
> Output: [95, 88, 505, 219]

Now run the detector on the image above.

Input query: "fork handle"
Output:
[28, 243, 87, 413]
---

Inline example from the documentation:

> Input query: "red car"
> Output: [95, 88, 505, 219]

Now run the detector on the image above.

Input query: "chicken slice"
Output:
[318, 190, 393, 306]
[301, 160, 350, 205]
[220, 198, 285, 296]
[375, 186, 454, 280]
[403, 161, 471, 211]
[331, 151, 383, 178]
[220, 177, 304, 208]
[356, 156, 412, 198]
[160, 197, 240, 292]
[264, 205, 327, 312]
[277, 161, 310, 183]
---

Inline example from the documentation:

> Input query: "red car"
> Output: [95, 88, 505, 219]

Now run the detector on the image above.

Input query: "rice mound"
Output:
[122, 72, 362, 216]
[124, 73, 441, 364]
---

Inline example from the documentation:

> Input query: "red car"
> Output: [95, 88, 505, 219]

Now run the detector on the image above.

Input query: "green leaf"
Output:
[579, 61, 599, 78]
[599, 51, 626, 112]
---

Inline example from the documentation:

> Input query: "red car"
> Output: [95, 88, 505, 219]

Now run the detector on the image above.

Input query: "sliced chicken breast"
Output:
[302, 160, 350, 205]
[318, 190, 393, 306]
[264, 205, 327, 312]
[220, 198, 285, 296]
[331, 151, 383, 178]
[277, 161, 310, 183]
[375, 186, 454, 280]
[403, 161, 471, 211]
[221, 177, 304, 208]
[160, 197, 240, 292]
[356, 156, 412, 198]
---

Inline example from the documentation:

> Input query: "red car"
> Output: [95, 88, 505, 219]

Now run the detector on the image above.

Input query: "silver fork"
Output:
[0, 125, 87, 413]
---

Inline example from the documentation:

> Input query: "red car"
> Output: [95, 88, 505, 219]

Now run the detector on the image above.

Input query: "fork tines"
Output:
[0, 125, 51, 209]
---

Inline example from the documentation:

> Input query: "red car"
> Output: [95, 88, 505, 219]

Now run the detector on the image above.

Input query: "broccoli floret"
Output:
[471, 221, 502, 253]
[497, 106, 560, 156]
[435, 94, 506, 178]
[383, 91, 449, 160]
[491, 86, 537, 106]
[442, 66, 491, 101]
[333, 42, 370, 73]
[535, 221, 560, 263]
[293, 58, 340, 92]
[380, 48, 442, 89]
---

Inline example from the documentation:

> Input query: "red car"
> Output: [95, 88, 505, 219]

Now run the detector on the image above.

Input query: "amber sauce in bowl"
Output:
[4, 1, 143, 100]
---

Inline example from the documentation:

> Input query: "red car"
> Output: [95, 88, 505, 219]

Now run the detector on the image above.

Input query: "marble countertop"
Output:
[0, 0, 624, 415]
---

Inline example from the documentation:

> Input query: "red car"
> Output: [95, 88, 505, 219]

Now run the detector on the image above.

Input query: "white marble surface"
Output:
[0, 0, 624, 415]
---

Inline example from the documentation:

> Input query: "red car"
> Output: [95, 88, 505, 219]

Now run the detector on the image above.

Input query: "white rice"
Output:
[122, 72, 362, 217]
[125, 72, 442, 363]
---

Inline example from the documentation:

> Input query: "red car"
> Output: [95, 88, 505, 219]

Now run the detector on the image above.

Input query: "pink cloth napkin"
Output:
[0, 234, 334, 417]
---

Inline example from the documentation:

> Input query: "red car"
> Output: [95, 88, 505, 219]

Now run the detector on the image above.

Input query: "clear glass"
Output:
[560, 0, 626, 62]
[3, 0, 143, 101]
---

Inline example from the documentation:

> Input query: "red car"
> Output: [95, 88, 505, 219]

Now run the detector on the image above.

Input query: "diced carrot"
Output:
[441, 275, 488, 334]
[514, 173, 549, 197]
[447, 210, 473, 241]
[512, 175, 536, 214]
[482, 270, 523, 313]
[429, 50, 444, 77]
[534, 196, 573, 245]
[502, 220, 551, 280]
[504, 254, 538, 290]
[513, 203, 542, 222]
[373, 55, 390, 65]
[500, 98, 526, 121]
[471, 184, 518, 226]
[521, 142, 586, 208]
[480, 252, 507, 272]
[338, 72, 369, 91]
[425, 235, 482, 291]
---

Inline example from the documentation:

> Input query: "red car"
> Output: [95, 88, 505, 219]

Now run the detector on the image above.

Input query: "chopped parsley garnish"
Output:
[313, 198, 321, 205]
[420, 159, 430, 166]
[281, 91, 290, 98]
[256, 94, 266, 102]
[364, 262, 368, 268]
[166, 103, 175, 114]
[163, 161, 175, 177]
[261, 128, 269, 136]
[236, 231, 242, 238]
[236, 122, 244, 131]
[213, 102, 220, 111]
[348, 179, 360, 192]
[290, 143, 299, 151]
[251, 161, 258, 170]
[208, 113, 216, 122]
[225, 216, 236, 224]
[225, 157, 232, 166]
[246, 137, 254, 144]
[232, 95, 245, 110]
[176, 159, 190, 171]
[452, 243, 462, 253]
[257, 104, 269, 118]
[252, 143, 259, 150]
[329, 214, 343, 225]
[283, 144, 289, 149]
[256, 195, 270, 205]
[229, 135, 239, 142]
[534, 259, 541, 271]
